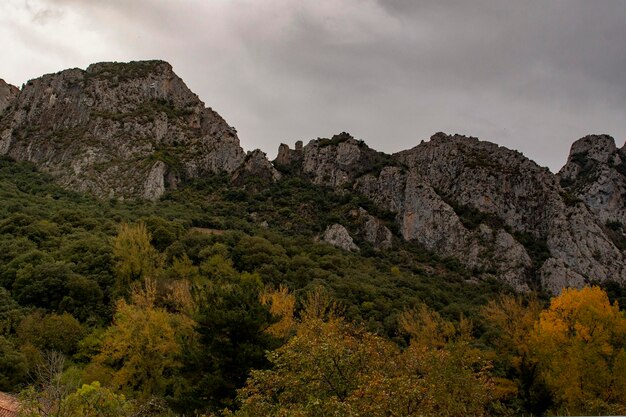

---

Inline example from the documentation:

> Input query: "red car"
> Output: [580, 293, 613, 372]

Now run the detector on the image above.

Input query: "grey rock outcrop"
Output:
[321, 224, 359, 252]
[393, 133, 555, 236]
[350, 208, 393, 250]
[231, 149, 282, 186]
[355, 132, 626, 291]
[0, 61, 245, 200]
[302, 135, 363, 187]
[275, 140, 304, 167]
[274, 132, 395, 187]
[559, 134, 626, 226]
[538, 258, 586, 293]
[356, 166, 532, 289]
[0, 80, 19, 115]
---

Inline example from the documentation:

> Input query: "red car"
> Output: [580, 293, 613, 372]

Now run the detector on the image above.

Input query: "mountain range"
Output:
[1, 60, 625, 293]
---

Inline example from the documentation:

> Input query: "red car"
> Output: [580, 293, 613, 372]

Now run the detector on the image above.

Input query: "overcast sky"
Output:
[1, 0, 625, 171]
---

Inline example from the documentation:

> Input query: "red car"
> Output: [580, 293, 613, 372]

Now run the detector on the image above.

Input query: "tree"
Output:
[230, 302, 499, 417]
[0, 336, 28, 391]
[398, 306, 500, 417]
[93, 280, 196, 400]
[231, 314, 398, 417]
[17, 312, 84, 356]
[0, 287, 24, 335]
[112, 222, 161, 296]
[59, 275, 104, 322]
[18, 351, 73, 417]
[12, 261, 75, 311]
[259, 285, 295, 339]
[481, 295, 547, 414]
[60, 382, 132, 417]
[186, 270, 278, 413]
[141, 215, 183, 252]
[19, 381, 129, 417]
[532, 286, 626, 415]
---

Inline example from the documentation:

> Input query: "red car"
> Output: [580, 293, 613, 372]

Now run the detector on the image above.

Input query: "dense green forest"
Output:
[2, 155, 626, 416]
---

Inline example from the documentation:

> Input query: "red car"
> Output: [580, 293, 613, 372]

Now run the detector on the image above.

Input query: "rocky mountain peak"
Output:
[357, 132, 626, 291]
[0, 79, 19, 115]
[0, 60, 245, 200]
[396, 132, 538, 175]
[274, 132, 398, 187]
[86, 59, 172, 75]
[428, 131, 478, 143]
[559, 135, 624, 192]
[566, 134, 619, 164]
[231, 149, 281, 186]
[559, 134, 626, 232]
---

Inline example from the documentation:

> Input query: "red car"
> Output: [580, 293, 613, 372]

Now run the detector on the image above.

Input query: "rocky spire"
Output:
[558, 134, 626, 247]
[559, 135, 626, 222]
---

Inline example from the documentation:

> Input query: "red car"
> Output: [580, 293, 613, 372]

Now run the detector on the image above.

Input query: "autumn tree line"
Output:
[3, 157, 626, 416]
[3, 222, 624, 416]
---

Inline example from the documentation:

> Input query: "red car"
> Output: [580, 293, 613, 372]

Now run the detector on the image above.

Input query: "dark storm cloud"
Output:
[3, 0, 626, 170]
[374, 0, 626, 98]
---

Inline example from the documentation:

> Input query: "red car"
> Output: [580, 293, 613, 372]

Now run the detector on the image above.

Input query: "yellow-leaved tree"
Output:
[481, 295, 545, 413]
[228, 290, 500, 417]
[112, 222, 161, 295]
[398, 306, 499, 417]
[259, 285, 296, 339]
[532, 286, 626, 415]
[89, 279, 197, 400]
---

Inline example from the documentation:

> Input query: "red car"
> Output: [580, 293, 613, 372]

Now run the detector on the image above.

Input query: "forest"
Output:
[2, 155, 626, 416]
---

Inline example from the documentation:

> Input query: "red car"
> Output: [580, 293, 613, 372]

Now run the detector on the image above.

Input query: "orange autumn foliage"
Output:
[532, 286, 626, 415]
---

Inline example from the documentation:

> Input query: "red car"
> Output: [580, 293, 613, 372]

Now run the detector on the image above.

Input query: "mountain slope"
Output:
[390, 133, 625, 292]
[277, 132, 626, 291]
[0, 61, 245, 200]
[2, 60, 625, 293]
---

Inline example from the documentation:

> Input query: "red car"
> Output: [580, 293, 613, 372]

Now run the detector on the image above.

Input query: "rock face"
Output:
[321, 224, 359, 252]
[0, 80, 19, 115]
[231, 149, 281, 186]
[3, 60, 626, 293]
[274, 132, 395, 187]
[362, 133, 625, 291]
[279, 132, 626, 291]
[559, 134, 626, 226]
[275, 140, 303, 167]
[0, 61, 245, 200]
[350, 208, 393, 250]
[356, 165, 532, 289]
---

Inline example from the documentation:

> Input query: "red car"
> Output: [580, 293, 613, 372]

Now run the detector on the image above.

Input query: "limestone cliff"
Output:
[321, 224, 359, 252]
[371, 133, 624, 291]
[349, 208, 393, 251]
[559, 135, 626, 226]
[356, 165, 533, 290]
[279, 132, 626, 291]
[0, 61, 245, 200]
[0, 80, 19, 115]
[231, 149, 281, 186]
[3, 60, 626, 293]
[274, 132, 396, 187]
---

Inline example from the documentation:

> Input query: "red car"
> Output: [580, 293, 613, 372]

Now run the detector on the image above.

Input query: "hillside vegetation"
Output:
[1, 156, 626, 416]
[2, 60, 626, 416]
